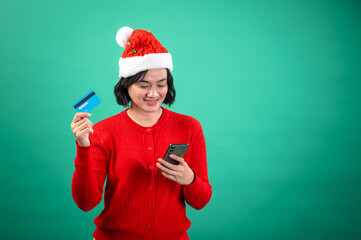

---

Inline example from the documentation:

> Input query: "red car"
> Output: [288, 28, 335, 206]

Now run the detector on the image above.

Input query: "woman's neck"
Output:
[127, 105, 163, 127]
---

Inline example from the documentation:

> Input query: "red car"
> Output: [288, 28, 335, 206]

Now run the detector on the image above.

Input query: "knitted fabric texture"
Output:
[71, 107, 212, 240]
[122, 29, 169, 57]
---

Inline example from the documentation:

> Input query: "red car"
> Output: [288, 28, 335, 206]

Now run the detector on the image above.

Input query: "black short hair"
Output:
[114, 69, 176, 107]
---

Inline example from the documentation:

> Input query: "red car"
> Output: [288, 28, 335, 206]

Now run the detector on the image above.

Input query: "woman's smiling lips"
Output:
[144, 99, 159, 105]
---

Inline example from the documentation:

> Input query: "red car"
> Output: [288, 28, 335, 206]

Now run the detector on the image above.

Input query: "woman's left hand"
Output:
[156, 154, 194, 185]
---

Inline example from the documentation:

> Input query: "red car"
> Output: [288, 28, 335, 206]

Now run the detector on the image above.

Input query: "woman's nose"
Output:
[147, 89, 159, 98]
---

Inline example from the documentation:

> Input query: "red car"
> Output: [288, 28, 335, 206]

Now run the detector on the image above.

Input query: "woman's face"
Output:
[128, 68, 168, 113]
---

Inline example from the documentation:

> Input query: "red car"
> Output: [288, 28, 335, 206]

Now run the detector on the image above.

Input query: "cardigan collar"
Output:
[121, 106, 169, 133]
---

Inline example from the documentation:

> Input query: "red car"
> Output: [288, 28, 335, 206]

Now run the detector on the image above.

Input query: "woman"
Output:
[70, 26, 212, 240]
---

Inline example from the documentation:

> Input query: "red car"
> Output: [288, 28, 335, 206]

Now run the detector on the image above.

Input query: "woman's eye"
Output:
[158, 85, 166, 88]
[139, 85, 148, 88]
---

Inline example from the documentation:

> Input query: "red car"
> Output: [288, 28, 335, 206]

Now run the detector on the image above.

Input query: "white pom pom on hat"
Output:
[116, 26, 134, 48]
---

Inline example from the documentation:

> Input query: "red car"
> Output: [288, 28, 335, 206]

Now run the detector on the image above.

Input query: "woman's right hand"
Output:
[70, 112, 94, 147]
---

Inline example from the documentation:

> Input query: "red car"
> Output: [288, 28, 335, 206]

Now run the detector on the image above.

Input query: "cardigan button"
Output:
[146, 128, 151, 132]
[148, 204, 153, 210]
[148, 146, 152, 151]
[149, 185, 154, 190]
[149, 166, 154, 170]
[147, 225, 152, 230]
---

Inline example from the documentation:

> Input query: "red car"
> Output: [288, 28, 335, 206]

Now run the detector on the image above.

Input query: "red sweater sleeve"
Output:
[183, 120, 212, 210]
[71, 125, 108, 212]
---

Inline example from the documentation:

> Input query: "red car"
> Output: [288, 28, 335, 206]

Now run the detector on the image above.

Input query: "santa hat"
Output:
[116, 26, 173, 78]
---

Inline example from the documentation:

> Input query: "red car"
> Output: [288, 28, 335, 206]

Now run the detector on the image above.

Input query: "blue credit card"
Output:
[72, 90, 101, 112]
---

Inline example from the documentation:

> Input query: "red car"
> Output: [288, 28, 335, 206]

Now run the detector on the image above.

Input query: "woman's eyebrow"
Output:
[138, 78, 166, 83]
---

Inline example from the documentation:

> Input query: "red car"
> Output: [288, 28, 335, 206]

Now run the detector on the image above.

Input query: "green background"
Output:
[1, 0, 361, 239]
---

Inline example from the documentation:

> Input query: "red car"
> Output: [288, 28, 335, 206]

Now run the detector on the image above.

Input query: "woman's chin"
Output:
[143, 105, 161, 112]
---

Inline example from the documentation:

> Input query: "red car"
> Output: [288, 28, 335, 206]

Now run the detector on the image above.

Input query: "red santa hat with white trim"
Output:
[116, 26, 173, 78]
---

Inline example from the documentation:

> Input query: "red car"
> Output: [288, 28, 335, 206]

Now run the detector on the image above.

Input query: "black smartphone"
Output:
[163, 144, 189, 165]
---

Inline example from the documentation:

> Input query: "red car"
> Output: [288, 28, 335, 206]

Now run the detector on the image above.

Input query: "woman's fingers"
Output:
[71, 117, 92, 130]
[77, 127, 94, 138]
[157, 158, 179, 171]
[70, 112, 94, 147]
[169, 154, 185, 165]
[71, 118, 85, 131]
[74, 122, 94, 138]
[161, 171, 176, 181]
[156, 160, 179, 175]
[157, 157, 194, 185]
[73, 119, 92, 133]
[71, 112, 92, 124]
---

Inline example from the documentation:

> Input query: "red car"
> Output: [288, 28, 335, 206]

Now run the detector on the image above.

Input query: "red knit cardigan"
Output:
[72, 107, 212, 240]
